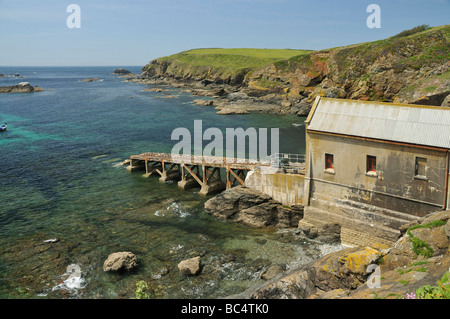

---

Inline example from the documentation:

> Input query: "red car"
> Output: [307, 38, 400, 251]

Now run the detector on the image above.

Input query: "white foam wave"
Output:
[52, 264, 86, 292]
[154, 200, 191, 218]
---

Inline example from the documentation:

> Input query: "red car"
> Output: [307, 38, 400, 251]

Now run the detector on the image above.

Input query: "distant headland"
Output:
[127, 24, 449, 116]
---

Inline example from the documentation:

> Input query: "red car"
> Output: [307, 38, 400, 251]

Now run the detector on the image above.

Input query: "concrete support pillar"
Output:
[158, 161, 181, 183]
[143, 162, 162, 178]
[178, 164, 201, 190]
[199, 165, 225, 196]
[126, 159, 146, 172]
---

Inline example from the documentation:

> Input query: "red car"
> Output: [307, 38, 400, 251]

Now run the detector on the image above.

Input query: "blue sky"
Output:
[0, 0, 449, 66]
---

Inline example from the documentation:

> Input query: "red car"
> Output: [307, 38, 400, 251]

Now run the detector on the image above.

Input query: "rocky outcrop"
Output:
[113, 68, 132, 75]
[204, 186, 303, 228]
[297, 221, 341, 243]
[233, 210, 449, 299]
[0, 73, 20, 78]
[178, 256, 202, 276]
[81, 78, 101, 82]
[247, 27, 449, 109]
[103, 252, 139, 273]
[193, 99, 214, 106]
[0, 82, 43, 93]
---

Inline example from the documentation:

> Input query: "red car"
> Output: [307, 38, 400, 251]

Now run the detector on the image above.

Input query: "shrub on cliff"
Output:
[415, 271, 450, 299]
[391, 24, 431, 39]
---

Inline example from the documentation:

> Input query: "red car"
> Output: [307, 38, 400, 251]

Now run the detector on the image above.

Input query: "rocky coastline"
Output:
[194, 186, 450, 299]
[0, 82, 43, 93]
[102, 185, 450, 300]
[126, 76, 309, 116]
[128, 25, 450, 116]
[211, 188, 450, 299]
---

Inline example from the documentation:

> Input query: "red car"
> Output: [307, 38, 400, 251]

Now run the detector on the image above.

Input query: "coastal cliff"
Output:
[138, 24, 450, 115]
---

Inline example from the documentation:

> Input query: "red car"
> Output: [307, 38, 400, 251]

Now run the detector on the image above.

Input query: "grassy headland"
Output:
[142, 48, 311, 85]
[140, 24, 450, 114]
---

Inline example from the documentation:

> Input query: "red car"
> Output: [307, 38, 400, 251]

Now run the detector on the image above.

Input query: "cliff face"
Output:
[141, 25, 450, 113]
[141, 48, 312, 87]
[248, 25, 449, 106]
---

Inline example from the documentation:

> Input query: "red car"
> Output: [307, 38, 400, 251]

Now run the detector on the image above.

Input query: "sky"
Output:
[0, 0, 449, 66]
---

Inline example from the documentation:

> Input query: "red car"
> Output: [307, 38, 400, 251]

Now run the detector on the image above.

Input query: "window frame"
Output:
[366, 155, 377, 176]
[324, 153, 335, 174]
[414, 157, 428, 181]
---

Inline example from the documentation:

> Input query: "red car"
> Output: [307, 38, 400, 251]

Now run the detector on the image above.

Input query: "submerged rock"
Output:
[81, 78, 101, 82]
[260, 265, 285, 281]
[103, 252, 138, 273]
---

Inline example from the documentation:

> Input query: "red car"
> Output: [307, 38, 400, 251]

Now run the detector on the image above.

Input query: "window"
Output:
[367, 155, 377, 173]
[325, 153, 334, 169]
[415, 157, 427, 179]
[325, 153, 335, 174]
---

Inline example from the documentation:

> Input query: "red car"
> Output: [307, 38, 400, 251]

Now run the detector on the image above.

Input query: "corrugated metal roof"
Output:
[307, 97, 450, 149]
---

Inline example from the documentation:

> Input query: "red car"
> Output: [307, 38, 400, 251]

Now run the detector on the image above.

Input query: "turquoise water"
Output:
[0, 67, 336, 299]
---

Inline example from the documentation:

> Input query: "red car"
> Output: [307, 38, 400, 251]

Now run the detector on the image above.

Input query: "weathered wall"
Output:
[245, 170, 305, 207]
[305, 132, 448, 217]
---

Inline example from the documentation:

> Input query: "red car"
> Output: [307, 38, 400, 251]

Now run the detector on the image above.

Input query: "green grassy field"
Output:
[182, 48, 312, 59]
[143, 25, 449, 88]
[157, 48, 312, 72]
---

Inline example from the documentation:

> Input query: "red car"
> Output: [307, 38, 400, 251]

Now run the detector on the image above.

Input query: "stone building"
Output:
[301, 97, 450, 246]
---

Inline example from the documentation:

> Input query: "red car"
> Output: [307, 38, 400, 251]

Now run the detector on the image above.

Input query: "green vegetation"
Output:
[274, 54, 313, 71]
[332, 25, 450, 76]
[157, 48, 311, 76]
[406, 220, 447, 258]
[135, 280, 150, 299]
[391, 24, 431, 39]
[182, 48, 311, 60]
[416, 271, 450, 299]
[399, 280, 409, 286]
[397, 266, 428, 275]
[143, 24, 449, 101]
[423, 85, 437, 93]
[410, 260, 430, 267]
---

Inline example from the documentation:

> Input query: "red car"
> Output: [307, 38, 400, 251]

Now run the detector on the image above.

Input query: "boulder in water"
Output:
[0, 82, 36, 93]
[103, 252, 138, 273]
[113, 68, 132, 75]
[178, 256, 202, 276]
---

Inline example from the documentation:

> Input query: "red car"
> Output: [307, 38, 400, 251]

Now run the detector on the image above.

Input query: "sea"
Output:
[0, 66, 342, 299]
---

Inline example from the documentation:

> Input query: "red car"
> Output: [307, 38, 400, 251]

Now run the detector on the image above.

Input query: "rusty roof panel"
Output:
[307, 98, 450, 149]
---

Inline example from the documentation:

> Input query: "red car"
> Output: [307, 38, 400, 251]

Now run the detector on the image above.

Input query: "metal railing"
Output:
[259, 153, 306, 174]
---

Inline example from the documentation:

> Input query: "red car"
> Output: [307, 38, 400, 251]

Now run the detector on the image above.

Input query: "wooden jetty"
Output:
[127, 152, 273, 195]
